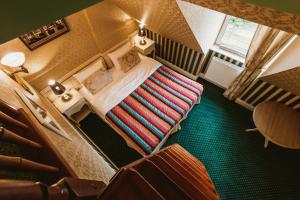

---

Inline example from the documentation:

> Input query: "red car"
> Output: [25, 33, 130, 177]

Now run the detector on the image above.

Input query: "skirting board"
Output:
[156, 57, 198, 81]
[235, 98, 254, 111]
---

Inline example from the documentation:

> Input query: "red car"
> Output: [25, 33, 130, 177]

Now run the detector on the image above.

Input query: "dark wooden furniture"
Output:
[252, 101, 300, 149]
[100, 144, 220, 200]
[0, 99, 75, 184]
[0, 144, 219, 200]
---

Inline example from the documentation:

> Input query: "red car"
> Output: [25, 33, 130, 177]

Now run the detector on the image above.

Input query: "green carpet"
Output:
[80, 79, 300, 200]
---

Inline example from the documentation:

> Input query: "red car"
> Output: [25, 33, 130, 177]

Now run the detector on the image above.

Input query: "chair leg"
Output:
[264, 139, 269, 148]
[245, 128, 258, 132]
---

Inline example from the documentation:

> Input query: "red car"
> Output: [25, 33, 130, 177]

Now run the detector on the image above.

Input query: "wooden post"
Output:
[0, 111, 29, 129]
[0, 126, 43, 148]
[0, 178, 106, 200]
[0, 155, 59, 173]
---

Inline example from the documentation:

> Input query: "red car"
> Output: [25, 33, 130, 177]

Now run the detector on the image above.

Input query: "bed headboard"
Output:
[41, 31, 137, 95]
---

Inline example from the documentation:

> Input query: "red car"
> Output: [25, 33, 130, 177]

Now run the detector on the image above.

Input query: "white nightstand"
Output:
[53, 88, 92, 124]
[133, 35, 156, 58]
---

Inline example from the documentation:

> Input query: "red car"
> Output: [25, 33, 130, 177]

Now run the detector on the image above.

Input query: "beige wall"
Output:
[0, 0, 136, 91]
[177, 0, 225, 54]
[110, 0, 202, 52]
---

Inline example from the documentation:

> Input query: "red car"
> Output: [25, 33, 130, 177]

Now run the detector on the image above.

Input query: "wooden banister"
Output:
[0, 178, 106, 200]
[0, 111, 29, 129]
[0, 155, 59, 173]
[0, 126, 43, 148]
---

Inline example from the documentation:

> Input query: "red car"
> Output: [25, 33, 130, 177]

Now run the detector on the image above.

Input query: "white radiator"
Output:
[205, 57, 243, 89]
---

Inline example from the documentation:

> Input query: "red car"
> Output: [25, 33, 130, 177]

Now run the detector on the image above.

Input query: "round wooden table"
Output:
[251, 101, 300, 149]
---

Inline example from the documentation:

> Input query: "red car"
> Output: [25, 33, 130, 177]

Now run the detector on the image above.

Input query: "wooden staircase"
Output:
[0, 98, 219, 199]
[0, 99, 73, 184]
[99, 144, 220, 200]
[0, 143, 219, 199]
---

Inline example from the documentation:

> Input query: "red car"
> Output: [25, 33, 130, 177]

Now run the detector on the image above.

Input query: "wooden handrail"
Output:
[0, 178, 106, 200]
[0, 111, 29, 129]
[0, 99, 20, 116]
[0, 155, 59, 173]
[0, 126, 43, 148]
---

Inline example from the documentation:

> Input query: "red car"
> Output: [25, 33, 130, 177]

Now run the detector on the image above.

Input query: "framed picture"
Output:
[15, 88, 71, 140]
[19, 19, 69, 50]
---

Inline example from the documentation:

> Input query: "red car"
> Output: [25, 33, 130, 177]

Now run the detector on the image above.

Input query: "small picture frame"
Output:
[19, 19, 69, 50]
[15, 89, 71, 140]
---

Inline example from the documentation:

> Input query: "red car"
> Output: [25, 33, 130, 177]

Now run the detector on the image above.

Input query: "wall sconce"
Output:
[138, 24, 147, 45]
[0, 52, 29, 80]
[48, 80, 72, 102]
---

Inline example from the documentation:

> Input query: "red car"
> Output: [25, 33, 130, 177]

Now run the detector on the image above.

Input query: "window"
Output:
[216, 16, 258, 57]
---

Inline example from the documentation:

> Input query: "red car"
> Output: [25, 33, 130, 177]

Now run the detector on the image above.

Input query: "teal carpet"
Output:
[80, 79, 300, 200]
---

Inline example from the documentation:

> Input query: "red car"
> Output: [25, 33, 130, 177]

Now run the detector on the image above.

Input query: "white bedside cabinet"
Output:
[53, 88, 92, 124]
[132, 35, 156, 58]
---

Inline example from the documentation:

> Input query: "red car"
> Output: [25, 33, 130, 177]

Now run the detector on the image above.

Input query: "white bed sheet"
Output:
[80, 55, 161, 119]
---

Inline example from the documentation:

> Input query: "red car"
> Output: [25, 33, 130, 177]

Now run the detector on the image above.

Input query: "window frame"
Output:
[215, 15, 258, 58]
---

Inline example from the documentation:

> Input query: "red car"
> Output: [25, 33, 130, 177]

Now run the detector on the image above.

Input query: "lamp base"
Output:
[139, 39, 147, 46]
[61, 93, 73, 102]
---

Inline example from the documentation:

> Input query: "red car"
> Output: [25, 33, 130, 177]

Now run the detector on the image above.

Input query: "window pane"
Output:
[218, 16, 257, 56]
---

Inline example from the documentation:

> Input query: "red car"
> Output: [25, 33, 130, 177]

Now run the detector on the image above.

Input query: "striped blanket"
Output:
[106, 66, 203, 154]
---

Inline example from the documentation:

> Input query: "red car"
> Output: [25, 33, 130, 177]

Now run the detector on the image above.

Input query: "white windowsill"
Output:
[211, 45, 245, 63]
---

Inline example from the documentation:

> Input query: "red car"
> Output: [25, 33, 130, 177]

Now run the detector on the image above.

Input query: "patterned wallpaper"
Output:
[0, 1, 137, 91]
[110, 0, 202, 52]
[262, 67, 300, 96]
[185, 0, 300, 35]
[145, 29, 204, 76]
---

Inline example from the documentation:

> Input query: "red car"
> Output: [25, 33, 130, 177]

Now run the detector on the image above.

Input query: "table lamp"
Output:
[138, 24, 147, 45]
[0, 52, 29, 79]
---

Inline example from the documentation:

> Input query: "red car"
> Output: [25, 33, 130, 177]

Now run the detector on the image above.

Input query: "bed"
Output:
[74, 42, 203, 156]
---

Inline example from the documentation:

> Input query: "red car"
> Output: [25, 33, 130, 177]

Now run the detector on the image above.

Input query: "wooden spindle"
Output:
[0, 111, 29, 129]
[0, 155, 59, 173]
[0, 127, 43, 148]
[0, 180, 44, 200]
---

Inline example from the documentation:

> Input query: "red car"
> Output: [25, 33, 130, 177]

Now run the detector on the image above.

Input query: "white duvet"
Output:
[80, 55, 161, 119]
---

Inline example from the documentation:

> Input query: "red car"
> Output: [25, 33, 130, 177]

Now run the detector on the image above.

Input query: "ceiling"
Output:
[0, 0, 102, 44]
[243, 0, 300, 16]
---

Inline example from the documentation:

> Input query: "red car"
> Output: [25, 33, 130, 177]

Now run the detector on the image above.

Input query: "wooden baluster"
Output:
[0, 126, 43, 148]
[0, 155, 59, 173]
[0, 178, 106, 200]
[0, 111, 29, 129]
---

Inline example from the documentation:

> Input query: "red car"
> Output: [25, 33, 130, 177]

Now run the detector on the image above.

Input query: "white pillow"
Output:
[107, 42, 131, 70]
[73, 57, 107, 82]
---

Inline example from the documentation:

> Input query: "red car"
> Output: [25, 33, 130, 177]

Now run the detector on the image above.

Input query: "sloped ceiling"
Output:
[185, 0, 300, 35]
[177, 0, 225, 54]
[110, 0, 203, 52]
[262, 67, 300, 96]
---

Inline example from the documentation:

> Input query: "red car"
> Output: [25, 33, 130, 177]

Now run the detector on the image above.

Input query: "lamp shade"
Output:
[138, 24, 146, 37]
[48, 80, 66, 95]
[0, 52, 25, 68]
